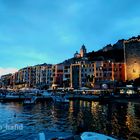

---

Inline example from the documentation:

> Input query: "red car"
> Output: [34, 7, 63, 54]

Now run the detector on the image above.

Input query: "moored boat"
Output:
[81, 132, 116, 140]
[37, 131, 117, 140]
[38, 131, 74, 140]
[23, 96, 37, 105]
[51, 94, 69, 103]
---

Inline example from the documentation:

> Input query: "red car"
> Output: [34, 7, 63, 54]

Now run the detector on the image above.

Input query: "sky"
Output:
[0, 0, 140, 76]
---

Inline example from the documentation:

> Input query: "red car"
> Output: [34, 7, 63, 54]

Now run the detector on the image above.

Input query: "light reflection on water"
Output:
[0, 100, 140, 140]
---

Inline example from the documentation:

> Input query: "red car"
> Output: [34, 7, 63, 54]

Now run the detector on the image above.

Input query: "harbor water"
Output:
[0, 100, 140, 140]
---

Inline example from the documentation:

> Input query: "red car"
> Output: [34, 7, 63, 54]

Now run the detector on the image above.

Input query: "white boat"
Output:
[23, 96, 37, 105]
[81, 132, 117, 140]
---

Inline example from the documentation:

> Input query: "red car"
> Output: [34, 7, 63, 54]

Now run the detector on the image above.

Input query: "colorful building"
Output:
[52, 64, 63, 88]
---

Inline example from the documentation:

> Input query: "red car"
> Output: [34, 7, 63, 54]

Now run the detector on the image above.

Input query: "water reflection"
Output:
[0, 101, 140, 140]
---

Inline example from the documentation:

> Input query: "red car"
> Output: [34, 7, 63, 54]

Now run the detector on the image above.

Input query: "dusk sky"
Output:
[0, 0, 140, 75]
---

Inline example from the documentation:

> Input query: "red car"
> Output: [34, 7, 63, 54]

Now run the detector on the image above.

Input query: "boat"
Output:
[81, 132, 117, 140]
[51, 95, 69, 103]
[37, 131, 117, 140]
[38, 131, 74, 140]
[23, 96, 37, 105]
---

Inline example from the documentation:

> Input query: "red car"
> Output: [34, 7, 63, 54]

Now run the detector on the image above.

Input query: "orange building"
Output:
[94, 61, 125, 82]
[113, 63, 125, 82]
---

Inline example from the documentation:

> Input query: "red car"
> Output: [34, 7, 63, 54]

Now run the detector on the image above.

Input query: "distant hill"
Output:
[60, 35, 140, 64]
[87, 39, 125, 62]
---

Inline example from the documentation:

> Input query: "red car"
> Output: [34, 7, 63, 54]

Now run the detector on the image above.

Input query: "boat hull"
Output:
[81, 132, 116, 140]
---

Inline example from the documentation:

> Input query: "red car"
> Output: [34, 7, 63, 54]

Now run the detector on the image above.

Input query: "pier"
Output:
[0, 92, 140, 103]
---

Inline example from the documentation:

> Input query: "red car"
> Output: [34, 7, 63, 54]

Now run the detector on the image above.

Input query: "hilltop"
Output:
[86, 35, 140, 62]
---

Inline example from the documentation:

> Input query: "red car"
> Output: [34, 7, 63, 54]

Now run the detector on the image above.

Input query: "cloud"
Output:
[0, 67, 18, 77]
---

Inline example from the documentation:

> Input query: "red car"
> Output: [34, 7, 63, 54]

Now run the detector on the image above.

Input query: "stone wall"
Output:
[124, 40, 140, 80]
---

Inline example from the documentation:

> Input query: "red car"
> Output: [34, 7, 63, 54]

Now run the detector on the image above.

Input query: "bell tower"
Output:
[80, 44, 87, 57]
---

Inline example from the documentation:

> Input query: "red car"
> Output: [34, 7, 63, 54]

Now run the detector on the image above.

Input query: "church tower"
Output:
[80, 44, 87, 57]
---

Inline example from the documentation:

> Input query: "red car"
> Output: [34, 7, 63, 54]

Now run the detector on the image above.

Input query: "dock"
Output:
[0, 93, 140, 103]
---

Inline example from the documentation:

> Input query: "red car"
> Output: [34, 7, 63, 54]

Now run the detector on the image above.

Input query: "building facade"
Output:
[52, 64, 63, 88]
[0, 74, 12, 88]
[63, 63, 71, 87]
[1, 42, 139, 90]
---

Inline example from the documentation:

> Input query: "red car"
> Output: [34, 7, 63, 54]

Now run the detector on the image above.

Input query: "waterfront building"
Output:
[30, 66, 36, 88]
[46, 64, 53, 88]
[36, 65, 47, 88]
[124, 39, 140, 80]
[70, 63, 81, 88]
[63, 63, 71, 88]
[94, 61, 104, 82]
[52, 64, 63, 88]
[0, 74, 12, 88]
[3, 64, 53, 90]
[113, 62, 125, 82]
[9, 74, 15, 88]
[80, 61, 94, 87]
[70, 59, 94, 88]
[35, 65, 42, 88]
[12, 72, 20, 89]
[94, 61, 125, 84]
[70, 59, 125, 89]
[34, 64, 53, 89]
[11, 67, 32, 89]
[19, 67, 32, 87]
[0, 39, 139, 90]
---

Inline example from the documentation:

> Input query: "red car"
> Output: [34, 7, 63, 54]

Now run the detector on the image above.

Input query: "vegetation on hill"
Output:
[87, 49, 124, 62]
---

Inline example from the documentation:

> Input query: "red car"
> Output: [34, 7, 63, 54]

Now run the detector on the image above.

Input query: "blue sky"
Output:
[0, 0, 140, 75]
